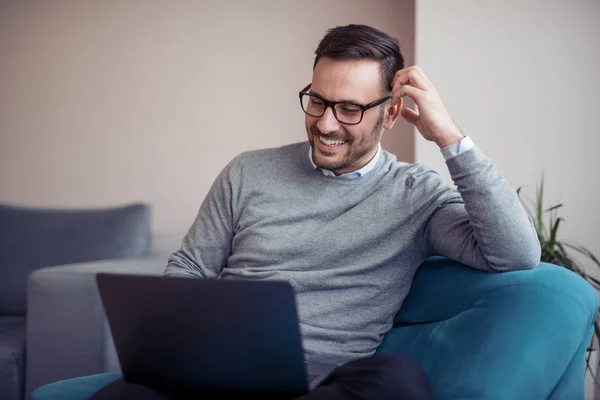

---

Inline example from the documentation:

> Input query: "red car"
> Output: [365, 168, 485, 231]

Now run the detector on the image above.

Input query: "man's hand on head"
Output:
[390, 66, 464, 149]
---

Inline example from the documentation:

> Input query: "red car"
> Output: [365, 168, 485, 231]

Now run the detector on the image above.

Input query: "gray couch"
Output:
[26, 256, 166, 397]
[0, 203, 153, 400]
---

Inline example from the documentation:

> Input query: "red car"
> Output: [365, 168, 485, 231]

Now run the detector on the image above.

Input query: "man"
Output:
[91, 24, 540, 399]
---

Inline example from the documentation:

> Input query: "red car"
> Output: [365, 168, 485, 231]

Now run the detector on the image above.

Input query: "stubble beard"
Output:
[307, 110, 385, 173]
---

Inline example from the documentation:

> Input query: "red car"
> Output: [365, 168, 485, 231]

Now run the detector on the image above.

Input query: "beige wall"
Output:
[415, 4, 599, 396]
[0, 0, 415, 251]
[415, 0, 600, 277]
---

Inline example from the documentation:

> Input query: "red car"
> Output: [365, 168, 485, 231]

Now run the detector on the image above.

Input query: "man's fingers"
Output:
[392, 84, 423, 106]
[392, 67, 434, 93]
[411, 66, 434, 88]
[400, 107, 419, 126]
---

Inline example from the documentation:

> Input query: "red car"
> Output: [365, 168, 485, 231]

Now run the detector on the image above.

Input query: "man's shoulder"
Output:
[219, 142, 308, 181]
[239, 141, 307, 160]
[377, 150, 450, 196]
[230, 141, 308, 169]
[380, 150, 437, 179]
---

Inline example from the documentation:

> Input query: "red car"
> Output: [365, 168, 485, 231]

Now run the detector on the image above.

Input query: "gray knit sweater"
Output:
[165, 141, 541, 365]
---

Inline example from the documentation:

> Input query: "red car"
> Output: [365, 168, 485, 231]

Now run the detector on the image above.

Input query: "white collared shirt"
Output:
[308, 136, 475, 179]
[308, 143, 382, 179]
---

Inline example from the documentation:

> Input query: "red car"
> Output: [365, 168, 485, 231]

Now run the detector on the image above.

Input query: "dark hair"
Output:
[313, 24, 404, 94]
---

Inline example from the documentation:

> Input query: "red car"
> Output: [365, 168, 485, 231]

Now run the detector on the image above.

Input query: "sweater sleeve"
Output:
[164, 155, 242, 278]
[411, 146, 541, 272]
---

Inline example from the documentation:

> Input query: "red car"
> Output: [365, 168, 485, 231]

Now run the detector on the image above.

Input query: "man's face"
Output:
[305, 57, 390, 175]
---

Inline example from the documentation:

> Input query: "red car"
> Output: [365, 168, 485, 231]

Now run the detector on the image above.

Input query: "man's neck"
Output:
[308, 143, 382, 178]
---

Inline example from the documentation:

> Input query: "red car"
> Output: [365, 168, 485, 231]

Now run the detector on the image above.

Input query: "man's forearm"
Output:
[164, 252, 206, 278]
[425, 145, 541, 272]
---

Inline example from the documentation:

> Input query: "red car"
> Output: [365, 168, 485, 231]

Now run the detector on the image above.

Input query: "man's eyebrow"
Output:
[308, 90, 363, 105]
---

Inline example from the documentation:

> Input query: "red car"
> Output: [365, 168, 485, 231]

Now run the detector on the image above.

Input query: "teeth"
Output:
[319, 136, 346, 146]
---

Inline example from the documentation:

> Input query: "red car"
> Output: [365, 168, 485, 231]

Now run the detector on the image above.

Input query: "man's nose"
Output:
[316, 106, 341, 134]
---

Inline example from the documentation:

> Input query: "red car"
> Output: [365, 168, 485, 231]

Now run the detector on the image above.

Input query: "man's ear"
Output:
[383, 98, 402, 130]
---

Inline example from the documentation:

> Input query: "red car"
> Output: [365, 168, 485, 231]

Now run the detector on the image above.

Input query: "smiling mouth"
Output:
[318, 136, 347, 146]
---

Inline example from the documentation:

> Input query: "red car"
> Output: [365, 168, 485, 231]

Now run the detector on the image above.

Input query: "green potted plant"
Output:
[517, 173, 600, 387]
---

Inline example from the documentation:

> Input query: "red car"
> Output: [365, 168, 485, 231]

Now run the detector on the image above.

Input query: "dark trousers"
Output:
[89, 353, 433, 400]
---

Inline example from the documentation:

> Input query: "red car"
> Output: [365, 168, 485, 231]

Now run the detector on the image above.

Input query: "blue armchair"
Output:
[378, 257, 597, 399]
[30, 257, 598, 399]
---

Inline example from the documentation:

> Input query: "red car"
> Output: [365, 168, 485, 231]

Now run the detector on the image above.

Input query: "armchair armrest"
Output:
[25, 255, 168, 397]
[378, 257, 598, 399]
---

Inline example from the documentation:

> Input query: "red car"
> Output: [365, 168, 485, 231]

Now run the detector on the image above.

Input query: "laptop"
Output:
[96, 273, 337, 397]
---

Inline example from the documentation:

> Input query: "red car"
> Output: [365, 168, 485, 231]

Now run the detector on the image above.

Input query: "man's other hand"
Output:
[391, 66, 464, 149]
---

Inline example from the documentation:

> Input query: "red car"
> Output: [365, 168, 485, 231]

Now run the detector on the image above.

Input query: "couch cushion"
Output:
[378, 258, 597, 399]
[0, 316, 26, 400]
[0, 203, 151, 315]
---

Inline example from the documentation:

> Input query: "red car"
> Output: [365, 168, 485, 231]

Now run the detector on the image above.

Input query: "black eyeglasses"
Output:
[299, 84, 392, 125]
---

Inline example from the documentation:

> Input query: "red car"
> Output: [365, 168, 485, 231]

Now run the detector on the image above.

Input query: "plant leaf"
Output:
[555, 242, 583, 274]
[587, 275, 600, 286]
[586, 275, 600, 290]
[536, 172, 544, 232]
[516, 188, 537, 223]
[545, 203, 563, 213]
[548, 217, 563, 251]
[592, 321, 600, 391]
[561, 241, 600, 270]
[516, 186, 523, 196]
[522, 200, 536, 221]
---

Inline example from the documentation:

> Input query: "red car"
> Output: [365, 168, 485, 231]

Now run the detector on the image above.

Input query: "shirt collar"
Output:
[308, 143, 382, 179]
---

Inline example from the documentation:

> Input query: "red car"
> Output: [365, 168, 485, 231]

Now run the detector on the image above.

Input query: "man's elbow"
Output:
[164, 267, 201, 278]
[489, 242, 542, 272]
[163, 262, 205, 278]
[520, 237, 542, 269]
[512, 245, 542, 270]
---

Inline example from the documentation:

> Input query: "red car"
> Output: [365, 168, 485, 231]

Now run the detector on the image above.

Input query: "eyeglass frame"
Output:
[298, 83, 392, 125]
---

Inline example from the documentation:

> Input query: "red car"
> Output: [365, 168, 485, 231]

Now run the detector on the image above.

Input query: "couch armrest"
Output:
[378, 256, 598, 399]
[25, 255, 168, 397]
